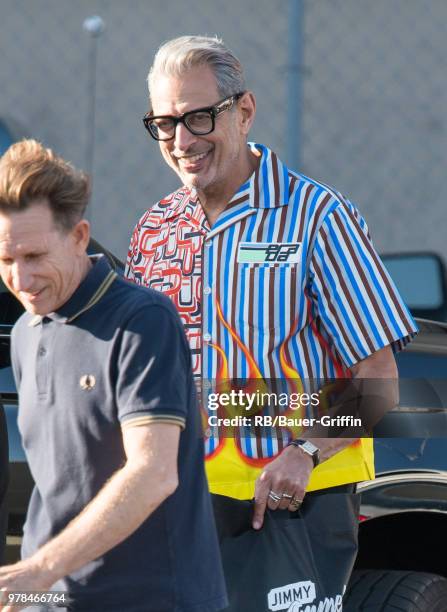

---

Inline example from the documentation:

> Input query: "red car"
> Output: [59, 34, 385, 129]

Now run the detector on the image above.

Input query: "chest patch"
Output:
[80, 374, 96, 391]
[237, 242, 301, 264]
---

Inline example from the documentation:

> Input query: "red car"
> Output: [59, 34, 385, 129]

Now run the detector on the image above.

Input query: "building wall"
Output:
[0, 0, 444, 262]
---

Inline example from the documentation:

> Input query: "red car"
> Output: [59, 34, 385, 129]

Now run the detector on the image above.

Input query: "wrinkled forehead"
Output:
[150, 65, 220, 115]
[0, 202, 59, 253]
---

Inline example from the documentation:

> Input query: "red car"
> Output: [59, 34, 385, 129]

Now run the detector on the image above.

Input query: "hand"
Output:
[0, 559, 53, 612]
[252, 445, 314, 530]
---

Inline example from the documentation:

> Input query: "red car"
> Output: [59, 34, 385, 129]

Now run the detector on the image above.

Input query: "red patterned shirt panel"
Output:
[126, 188, 209, 379]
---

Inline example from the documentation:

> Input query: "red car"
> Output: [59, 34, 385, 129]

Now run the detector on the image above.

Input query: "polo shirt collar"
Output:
[28, 255, 117, 327]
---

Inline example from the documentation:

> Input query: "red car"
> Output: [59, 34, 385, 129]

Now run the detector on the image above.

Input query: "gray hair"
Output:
[148, 35, 246, 101]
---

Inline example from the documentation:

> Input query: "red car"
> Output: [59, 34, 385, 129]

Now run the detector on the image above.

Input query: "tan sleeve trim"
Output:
[121, 414, 186, 430]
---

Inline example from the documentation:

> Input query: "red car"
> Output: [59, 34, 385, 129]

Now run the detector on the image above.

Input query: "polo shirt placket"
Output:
[35, 318, 51, 400]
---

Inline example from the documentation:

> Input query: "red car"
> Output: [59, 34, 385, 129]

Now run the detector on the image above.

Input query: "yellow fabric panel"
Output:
[205, 438, 374, 500]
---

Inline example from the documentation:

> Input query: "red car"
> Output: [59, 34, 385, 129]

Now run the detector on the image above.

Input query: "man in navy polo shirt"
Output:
[0, 140, 227, 612]
[0, 404, 7, 565]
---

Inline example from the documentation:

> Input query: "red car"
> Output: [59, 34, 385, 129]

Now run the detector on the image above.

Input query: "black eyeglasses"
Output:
[143, 92, 245, 141]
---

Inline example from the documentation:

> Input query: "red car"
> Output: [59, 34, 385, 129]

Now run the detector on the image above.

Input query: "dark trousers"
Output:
[212, 485, 359, 611]
[0, 404, 9, 565]
[211, 483, 357, 542]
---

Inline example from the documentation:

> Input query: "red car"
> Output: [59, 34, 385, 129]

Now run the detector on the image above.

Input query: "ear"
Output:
[71, 219, 91, 255]
[238, 91, 256, 136]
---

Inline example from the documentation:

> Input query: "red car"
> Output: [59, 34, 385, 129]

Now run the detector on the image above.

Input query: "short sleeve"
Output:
[308, 202, 418, 368]
[115, 303, 191, 429]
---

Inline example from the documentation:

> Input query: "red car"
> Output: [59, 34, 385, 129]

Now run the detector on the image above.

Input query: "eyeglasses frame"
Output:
[143, 91, 246, 141]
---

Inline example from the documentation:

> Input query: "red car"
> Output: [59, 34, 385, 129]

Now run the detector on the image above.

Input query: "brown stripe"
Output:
[332, 209, 393, 345]
[297, 183, 314, 242]
[288, 174, 297, 199]
[268, 206, 289, 378]
[300, 295, 315, 376]
[216, 232, 224, 368]
[343, 205, 413, 331]
[319, 226, 369, 359]
[321, 323, 329, 379]
[271, 151, 280, 206]
[255, 209, 269, 243]
[227, 193, 250, 211]
[253, 163, 260, 207]
[276, 202, 289, 243]
[312, 256, 364, 359]
[248, 265, 255, 376]
[306, 192, 332, 249]
[248, 211, 269, 372]
[267, 267, 276, 376]
[232, 218, 248, 375]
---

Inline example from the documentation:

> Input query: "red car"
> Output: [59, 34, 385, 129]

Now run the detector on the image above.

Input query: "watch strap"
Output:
[288, 438, 320, 468]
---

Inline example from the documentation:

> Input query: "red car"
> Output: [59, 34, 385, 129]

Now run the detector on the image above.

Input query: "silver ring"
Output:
[289, 496, 303, 510]
[282, 493, 293, 500]
[268, 490, 282, 503]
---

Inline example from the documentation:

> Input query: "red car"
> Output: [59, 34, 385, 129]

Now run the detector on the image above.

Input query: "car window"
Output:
[0, 279, 24, 327]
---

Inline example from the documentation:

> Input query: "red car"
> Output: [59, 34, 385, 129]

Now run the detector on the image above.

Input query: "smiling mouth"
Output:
[22, 289, 44, 302]
[176, 150, 211, 167]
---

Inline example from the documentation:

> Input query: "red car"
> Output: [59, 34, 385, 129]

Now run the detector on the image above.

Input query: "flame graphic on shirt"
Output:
[205, 300, 315, 465]
[204, 299, 365, 494]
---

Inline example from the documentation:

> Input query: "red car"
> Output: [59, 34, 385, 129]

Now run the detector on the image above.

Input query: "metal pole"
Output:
[287, 0, 304, 171]
[83, 16, 105, 224]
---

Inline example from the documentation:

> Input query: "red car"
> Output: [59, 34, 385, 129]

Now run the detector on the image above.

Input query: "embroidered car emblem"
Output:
[80, 374, 96, 391]
[237, 242, 301, 264]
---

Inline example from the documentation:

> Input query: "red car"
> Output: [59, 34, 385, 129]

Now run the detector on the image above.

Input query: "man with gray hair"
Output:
[126, 35, 417, 609]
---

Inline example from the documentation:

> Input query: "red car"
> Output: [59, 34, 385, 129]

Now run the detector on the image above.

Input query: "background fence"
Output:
[0, 0, 445, 262]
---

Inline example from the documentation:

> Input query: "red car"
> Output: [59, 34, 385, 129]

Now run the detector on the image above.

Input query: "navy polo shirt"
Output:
[11, 255, 227, 612]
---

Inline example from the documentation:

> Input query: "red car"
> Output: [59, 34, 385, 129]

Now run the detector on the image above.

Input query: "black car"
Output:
[1, 248, 447, 610]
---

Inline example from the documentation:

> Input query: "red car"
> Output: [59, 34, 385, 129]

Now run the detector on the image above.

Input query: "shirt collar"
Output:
[229, 142, 290, 209]
[28, 255, 117, 327]
[164, 187, 201, 222]
[163, 143, 290, 223]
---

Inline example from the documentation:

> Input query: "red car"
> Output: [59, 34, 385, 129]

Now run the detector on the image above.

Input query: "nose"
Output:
[11, 262, 34, 292]
[173, 121, 197, 153]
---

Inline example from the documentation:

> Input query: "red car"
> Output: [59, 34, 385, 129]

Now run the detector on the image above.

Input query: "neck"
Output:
[198, 146, 260, 227]
[65, 255, 92, 305]
[79, 254, 93, 281]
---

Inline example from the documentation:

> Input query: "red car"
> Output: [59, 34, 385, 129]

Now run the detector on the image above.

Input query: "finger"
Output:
[266, 488, 283, 511]
[288, 494, 304, 512]
[252, 473, 270, 530]
[278, 491, 294, 510]
[253, 493, 268, 530]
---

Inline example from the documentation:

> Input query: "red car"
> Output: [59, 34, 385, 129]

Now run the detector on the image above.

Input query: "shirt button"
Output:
[203, 287, 212, 295]
[38, 347, 47, 356]
[203, 333, 212, 342]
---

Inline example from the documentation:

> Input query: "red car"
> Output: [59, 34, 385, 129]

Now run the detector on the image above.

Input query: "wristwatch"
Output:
[288, 439, 320, 468]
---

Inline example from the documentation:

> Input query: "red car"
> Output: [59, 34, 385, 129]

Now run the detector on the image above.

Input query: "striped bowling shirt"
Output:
[126, 142, 418, 498]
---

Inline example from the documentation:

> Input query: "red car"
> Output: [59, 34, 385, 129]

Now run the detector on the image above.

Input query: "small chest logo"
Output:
[80, 374, 96, 391]
[238, 242, 301, 264]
